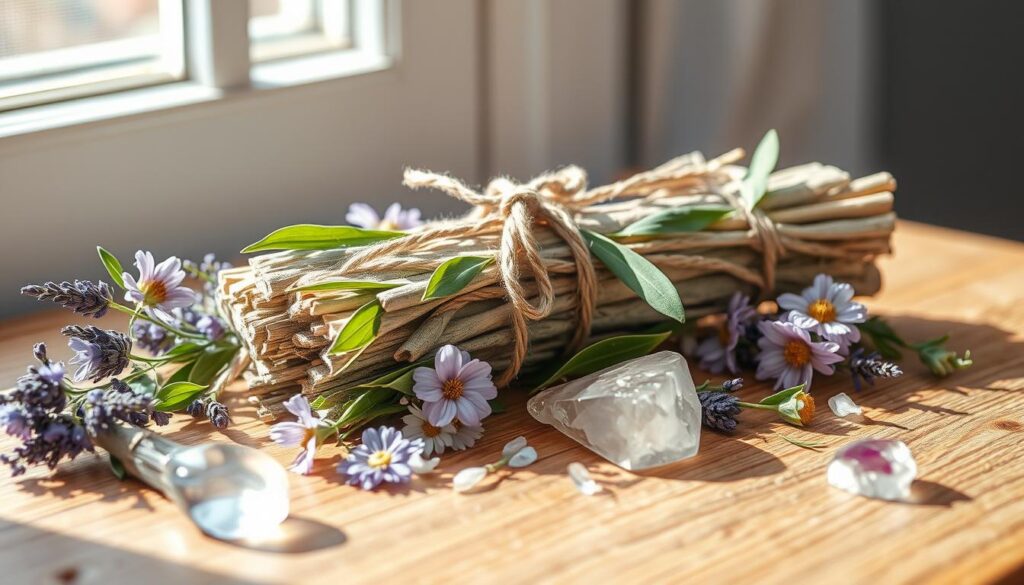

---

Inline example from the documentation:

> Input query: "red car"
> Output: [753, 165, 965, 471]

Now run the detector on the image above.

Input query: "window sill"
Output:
[0, 47, 392, 146]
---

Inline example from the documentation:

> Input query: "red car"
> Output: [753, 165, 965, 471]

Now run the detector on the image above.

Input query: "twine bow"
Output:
[340, 149, 784, 386]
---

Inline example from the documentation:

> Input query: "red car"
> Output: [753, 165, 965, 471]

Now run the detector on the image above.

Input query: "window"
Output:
[0, 0, 184, 112]
[0, 0, 374, 120]
[249, 0, 350, 63]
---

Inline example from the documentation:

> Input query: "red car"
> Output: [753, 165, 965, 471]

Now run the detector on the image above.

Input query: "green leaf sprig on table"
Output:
[859, 316, 973, 376]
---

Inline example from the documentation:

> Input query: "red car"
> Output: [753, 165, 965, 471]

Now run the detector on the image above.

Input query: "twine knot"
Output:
[399, 169, 598, 386]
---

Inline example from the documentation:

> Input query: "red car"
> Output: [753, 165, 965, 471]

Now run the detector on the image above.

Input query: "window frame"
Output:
[0, 0, 187, 113]
[0, 0, 389, 139]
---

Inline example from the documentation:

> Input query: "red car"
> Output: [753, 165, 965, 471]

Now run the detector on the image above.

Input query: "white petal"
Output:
[502, 436, 528, 458]
[409, 451, 440, 474]
[453, 467, 488, 492]
[828, 392, 863, 417]
[567, 462, 602, 496]
[508, 446, 538, 468]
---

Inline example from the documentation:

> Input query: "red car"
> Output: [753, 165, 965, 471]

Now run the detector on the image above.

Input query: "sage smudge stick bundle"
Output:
[218, 131, 896, 425]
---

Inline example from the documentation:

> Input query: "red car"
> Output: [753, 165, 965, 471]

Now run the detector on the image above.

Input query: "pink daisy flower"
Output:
[269, 395, 321, 475]
[756, 320, 843, 391]
[122, 251, 197, 321]
[413, 345, 497, 428]
[346, 202, 422, 231]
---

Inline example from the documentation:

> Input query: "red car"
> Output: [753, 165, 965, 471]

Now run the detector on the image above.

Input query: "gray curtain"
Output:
[638, 0, 878, 176]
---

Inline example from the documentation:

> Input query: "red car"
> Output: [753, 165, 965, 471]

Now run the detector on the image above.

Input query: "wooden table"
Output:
[2, 221, 1023, 585]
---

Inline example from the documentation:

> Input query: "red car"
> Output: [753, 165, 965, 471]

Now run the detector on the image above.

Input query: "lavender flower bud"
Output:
[62, 325, 132, 383]
[205, 401, 230, 429]
[721, 378, 744, 392]
[33, 343, 48, 363]
[185, 398, 207, 417]
[21, 280, 113, 318]
[699, 391, 741, 433]
[849, 348, 903, 391]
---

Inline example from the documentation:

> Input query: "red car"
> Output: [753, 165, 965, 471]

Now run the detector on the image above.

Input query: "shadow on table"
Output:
[0, 518, 264, 584]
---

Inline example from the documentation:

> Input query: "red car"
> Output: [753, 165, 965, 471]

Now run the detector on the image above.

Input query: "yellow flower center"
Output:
[141, 279, 168, 305]
[367, 450, 392, 469]
[797, 393, 816, 425]
[807, 298, 837, 323]
[442, 378, 464, 400]
[378, 220, 400, 231]
[421, 421, 443, 438]
[783, 340, 811, 367]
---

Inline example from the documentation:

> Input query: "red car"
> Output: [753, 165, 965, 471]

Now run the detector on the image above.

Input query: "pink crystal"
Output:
[827, 439, 917, 501]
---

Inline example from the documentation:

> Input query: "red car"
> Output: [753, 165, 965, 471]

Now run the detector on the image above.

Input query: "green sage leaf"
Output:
[97, 246, 126, 289]
[582, 229, 684, 322]
[422, 256, 492, 301]
[328, 299, 382, 354]
[109, 456, 127, 481]
[488, 397, 506, 414]
[189, 346, 237, 386]
[288, 280, 402, 293]
[154, 381, 207, 411]
[128, 374, 157, 397]
[532, 330, 672, 392]
[328, 388, 395, 428]
[615, 204, 734, 237]
[311, 359, 429, 410]
[241, 224, 404, 253]
[160, 342, 206, 363]
[758, 383, 806, 406]
[742, 129, 779, 208]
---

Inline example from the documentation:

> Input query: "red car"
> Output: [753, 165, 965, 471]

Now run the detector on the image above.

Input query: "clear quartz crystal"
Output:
[95, 426, 290, 541]
[827, 439, 917, 501]
[527, 351, 701, 471]
[169, 443, 290, 540]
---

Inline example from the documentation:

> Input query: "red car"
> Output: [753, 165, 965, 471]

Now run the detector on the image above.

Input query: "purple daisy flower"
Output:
[269, 395, 321, 475]
[756, 320, 843, 391]
[346, 202, 423, 231]
[122, 251, 197, 321]
[338, 426, 424, 491]
[695, 292, 757, 374]
[413, 345, 497, 428]
[778, 274, 866, 345]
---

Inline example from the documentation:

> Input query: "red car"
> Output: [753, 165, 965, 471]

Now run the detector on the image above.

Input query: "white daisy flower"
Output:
[777, 273, 867, 345]
[401, 404, 455, 456]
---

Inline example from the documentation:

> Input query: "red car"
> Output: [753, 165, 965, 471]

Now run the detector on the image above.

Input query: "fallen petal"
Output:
[828, 392, 863, 417]
[409, 452, 440, 474]
[567, 462, 602, 496]
[508, 446, 538, 468]
[453, 466, 488, 492]
[502, 436, 528, 458]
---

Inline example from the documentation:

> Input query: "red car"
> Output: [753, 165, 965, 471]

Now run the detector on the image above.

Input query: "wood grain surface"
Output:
[1, 221, 1022, 585]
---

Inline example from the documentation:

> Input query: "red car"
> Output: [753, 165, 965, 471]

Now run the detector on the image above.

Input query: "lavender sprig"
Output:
[186, 398, 230, 429]
[21, 280, 113, 318]
[698, 391, 741, 432]
[848, 348, 903, 391]
[62, 326, 132, 383]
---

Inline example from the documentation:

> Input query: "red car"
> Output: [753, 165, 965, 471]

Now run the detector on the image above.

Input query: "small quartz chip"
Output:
[567, 462, 602, 496]
[827, 439, 917, 501]
[828, 392, 863, 417]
